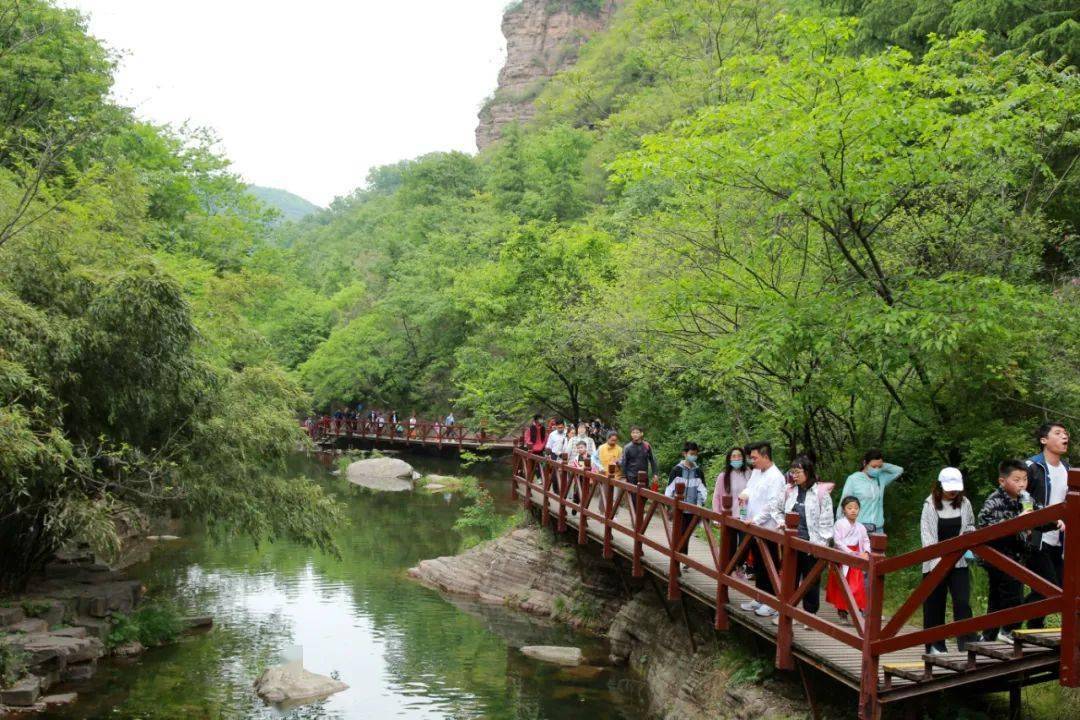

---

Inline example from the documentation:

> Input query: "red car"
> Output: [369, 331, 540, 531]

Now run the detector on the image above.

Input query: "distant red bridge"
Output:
[311, 418, 522, 452]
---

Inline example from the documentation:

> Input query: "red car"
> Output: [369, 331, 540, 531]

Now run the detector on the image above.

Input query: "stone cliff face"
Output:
[475, 0, 621, 150]
[410, 522, 807, 720]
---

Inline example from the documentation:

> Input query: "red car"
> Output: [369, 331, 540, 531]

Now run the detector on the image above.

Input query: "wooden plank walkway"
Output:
[516, 458, 1070, 714]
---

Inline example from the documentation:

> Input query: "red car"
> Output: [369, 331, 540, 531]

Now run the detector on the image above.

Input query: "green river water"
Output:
[37, 453, 649, 720]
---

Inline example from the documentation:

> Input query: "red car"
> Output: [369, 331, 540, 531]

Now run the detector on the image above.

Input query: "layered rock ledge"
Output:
[409, 522, 806, 720]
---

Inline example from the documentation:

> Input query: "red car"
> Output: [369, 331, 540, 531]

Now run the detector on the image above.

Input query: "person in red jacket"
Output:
[524, 414, 547, 455]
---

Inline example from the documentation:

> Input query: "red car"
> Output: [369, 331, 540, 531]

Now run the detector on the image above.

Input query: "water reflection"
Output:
[40, 453, 648, 719]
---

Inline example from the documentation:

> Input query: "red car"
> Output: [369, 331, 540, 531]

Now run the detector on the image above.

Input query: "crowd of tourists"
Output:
[304, 405, 457, 440]
[522, 416, 1071, 655]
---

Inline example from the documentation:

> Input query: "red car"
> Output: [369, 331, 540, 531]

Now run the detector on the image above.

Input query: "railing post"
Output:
[577, 458, 591, 545]
[859, 532, 888, 720]
[1060, 469, 1080, 687]
[522, 454, 534, 512]
[541, 459, 552, 528]
[632, 470, 647, 578]
[557, 453, 569, 533]
[668, 481, 685, 600]
[716, 495, 733, 630]
[510, 451, 518, 501]
[603, 464, 616, 559]
[775, 511, 800, 671]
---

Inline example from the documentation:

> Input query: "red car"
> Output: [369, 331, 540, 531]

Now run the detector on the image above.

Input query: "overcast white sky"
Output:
[62, 1, 510, 206]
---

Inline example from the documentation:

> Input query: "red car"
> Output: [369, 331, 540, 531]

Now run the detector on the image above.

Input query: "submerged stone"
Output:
[520, 645, 583, 666]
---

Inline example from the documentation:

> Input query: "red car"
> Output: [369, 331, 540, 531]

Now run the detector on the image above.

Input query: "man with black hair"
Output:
[739, 441, 787, 618]
[621, 426, 658, 486]
[1025, 422, 1070, 628]
[545, 418, 570, 459]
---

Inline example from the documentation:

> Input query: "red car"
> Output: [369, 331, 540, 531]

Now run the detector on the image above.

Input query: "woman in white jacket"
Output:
[920, 467, 976, 654]
[766, 455, 834, 627]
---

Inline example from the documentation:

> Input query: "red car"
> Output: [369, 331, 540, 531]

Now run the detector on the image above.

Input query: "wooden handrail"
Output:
[876, 504, 1064, 574]
[511, 450, 1080, 720]
[315, 417, 525, 446]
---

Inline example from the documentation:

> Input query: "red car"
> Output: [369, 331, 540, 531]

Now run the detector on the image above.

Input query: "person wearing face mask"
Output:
[713, 445, 752, 578]
[713, 446, 751, 518]
[666, 442, 708, 557]
[836, 449, 903, 534]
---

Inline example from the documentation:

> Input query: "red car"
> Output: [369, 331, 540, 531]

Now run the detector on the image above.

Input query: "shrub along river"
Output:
[38, 452, 649, 719]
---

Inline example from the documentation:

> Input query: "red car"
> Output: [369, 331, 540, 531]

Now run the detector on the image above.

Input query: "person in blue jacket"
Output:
[836, 449, 903, 533]
[666, 442, 707, 558]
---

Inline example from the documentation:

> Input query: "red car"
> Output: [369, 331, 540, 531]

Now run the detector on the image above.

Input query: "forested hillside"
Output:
[2, 0, 1078, 589]
[0, 0, 339, 590]
[281, 0, 1080, 495]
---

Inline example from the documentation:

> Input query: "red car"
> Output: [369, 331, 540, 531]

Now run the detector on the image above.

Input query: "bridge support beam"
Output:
[1060, 469, 1080, 687]
[632, 471, 646, 578]
[859, 532, 888, 720]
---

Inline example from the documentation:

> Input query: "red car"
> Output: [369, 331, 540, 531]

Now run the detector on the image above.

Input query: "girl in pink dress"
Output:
[826, 496, 870, 622]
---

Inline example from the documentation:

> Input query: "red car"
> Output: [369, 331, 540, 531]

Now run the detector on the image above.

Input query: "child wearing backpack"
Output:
[826, 496, 870, 623]
[665, 442, 708, 557]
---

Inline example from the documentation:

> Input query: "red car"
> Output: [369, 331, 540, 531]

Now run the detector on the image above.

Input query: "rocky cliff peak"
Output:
[476, 0, 620, 150]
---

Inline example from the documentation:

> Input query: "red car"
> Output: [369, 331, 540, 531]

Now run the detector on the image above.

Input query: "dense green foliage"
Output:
[107, 603, 186, 649]
[4, 0, 1078, 611]
[0, 0, 341, 591]
[826, 0, 1080, 61]
[278, 0, 1079, 504]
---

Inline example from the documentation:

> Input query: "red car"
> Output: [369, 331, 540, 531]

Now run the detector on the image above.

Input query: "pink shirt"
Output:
[712, 468, 751, 516]
[833, 517, 870, 554]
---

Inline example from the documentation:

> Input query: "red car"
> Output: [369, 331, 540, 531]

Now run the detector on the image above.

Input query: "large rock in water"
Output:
[254, 662, 348, 706]
[346, 457, 415, 492]
[520, 645, 583, 666]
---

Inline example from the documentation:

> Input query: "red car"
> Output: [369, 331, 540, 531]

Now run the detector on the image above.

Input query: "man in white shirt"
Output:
[738, 441, 787, 617]
[1025, 422, 1070, 628]
[545, 419, 570, 459]
[544, 419, 571, 498]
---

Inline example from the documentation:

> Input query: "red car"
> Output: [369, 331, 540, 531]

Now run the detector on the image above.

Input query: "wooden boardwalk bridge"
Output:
[509, 449, 1080, 720]
[313, 418, 520, 452]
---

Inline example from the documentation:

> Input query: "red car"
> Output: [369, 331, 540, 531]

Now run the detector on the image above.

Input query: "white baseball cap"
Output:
[938, 467, 964, 492]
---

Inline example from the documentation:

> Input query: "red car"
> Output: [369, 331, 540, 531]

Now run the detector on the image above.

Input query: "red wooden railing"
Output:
[314, 418, 522, 448]
[510, 448, 1080, 720]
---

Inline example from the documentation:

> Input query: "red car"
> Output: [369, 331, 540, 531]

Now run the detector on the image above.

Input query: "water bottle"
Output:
[738, 497, 747, 520]
[1020, 491, 1033, 513]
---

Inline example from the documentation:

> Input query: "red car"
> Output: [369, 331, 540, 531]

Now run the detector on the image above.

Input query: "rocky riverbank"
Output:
[0, 550, 210, 714]
[409, 521, 807, 720]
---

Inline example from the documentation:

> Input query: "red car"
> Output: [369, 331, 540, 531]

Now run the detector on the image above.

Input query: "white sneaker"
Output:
[998, 630, 1015, 644]
[740, 600, 761, 611]
[926, 646, 947, 656]
[755, 605, 778, 618]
